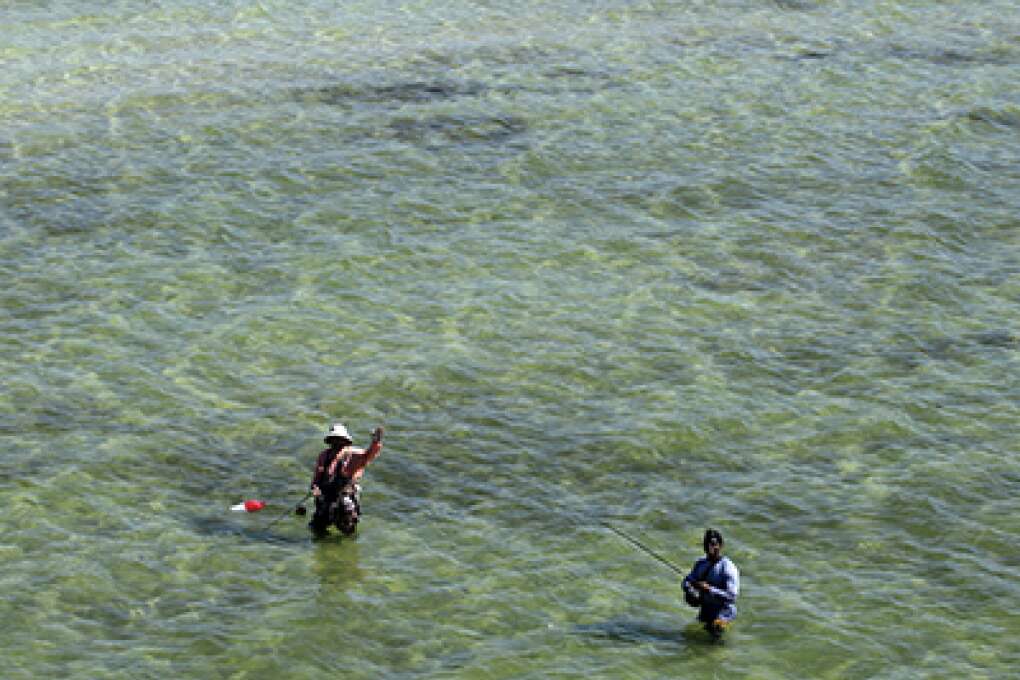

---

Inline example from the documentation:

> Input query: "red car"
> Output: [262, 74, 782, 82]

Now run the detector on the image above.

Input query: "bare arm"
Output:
[345, 427, 384, 481]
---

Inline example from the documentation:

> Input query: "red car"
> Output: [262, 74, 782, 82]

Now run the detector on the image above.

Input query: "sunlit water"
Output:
[2, 0, 1019, 677]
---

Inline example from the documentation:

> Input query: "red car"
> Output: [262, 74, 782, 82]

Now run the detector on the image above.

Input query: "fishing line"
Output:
[598, 520, 685, 577]
[265, 491, 312, 530]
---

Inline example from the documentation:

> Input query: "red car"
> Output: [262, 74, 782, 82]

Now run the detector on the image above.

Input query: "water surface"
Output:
[2, 0, 1019, 677]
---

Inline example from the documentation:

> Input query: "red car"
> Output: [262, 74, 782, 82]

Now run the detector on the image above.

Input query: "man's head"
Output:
[324, 423, 353, 447]
[703, 528, 724, 561]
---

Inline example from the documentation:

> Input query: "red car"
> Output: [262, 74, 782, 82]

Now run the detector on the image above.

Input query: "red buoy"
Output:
[231, 499, 266, 512]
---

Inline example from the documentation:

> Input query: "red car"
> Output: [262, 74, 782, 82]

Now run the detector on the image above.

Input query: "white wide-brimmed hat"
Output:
[324, 423, 353, 443]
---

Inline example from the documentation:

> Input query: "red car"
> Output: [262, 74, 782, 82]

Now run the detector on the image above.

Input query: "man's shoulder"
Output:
[721, 556, 740, 573]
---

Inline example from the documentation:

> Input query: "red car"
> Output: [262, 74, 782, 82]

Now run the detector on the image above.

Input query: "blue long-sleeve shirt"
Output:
[683, 556, 740, 622]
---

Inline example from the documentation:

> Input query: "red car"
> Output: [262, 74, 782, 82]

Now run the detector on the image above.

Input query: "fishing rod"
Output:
[264, 491, 312, 530]
[599, 520, 685, 577]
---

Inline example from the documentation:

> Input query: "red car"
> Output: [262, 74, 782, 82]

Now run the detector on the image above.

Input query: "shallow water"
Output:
[2, 0, 1019, 677]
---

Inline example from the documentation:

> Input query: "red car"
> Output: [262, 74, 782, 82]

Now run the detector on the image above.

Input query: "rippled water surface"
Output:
[2, 0, 1019, 677]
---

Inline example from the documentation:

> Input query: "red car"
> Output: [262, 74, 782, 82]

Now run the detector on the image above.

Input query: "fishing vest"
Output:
[320, 449, 354, 497]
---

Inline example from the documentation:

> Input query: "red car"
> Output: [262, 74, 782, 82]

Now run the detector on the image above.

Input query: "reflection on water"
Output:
[311, 538, 365, 592]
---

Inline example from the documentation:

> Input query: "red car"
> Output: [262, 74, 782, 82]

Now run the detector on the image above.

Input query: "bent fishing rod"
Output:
[599, 521, 685, 577]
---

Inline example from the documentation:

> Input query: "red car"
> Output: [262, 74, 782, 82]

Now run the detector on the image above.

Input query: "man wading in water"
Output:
[682, 528, 740, 638]
[309, 423, 384, 536]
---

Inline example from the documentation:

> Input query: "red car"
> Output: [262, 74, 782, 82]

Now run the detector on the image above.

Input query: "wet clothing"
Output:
[683, 556, 740, 625]
[309, 447, 360, 535]
[309, 488, 360, 535]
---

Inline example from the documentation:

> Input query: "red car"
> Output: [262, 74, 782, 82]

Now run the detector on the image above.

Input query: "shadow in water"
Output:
[573, 618, 721, 647]
[388, 113, 527, 146]
[188, 514, 313, 546]
[188, 514, 366, 591]
[295, 80, 487, 107]
[968, 330, 1019, 348]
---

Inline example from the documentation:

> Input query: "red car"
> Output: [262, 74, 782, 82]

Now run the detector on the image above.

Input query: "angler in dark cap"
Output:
[682, 529, 741, 637]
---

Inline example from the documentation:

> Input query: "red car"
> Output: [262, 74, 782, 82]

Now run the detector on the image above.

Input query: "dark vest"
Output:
[319, 449, 354, 497]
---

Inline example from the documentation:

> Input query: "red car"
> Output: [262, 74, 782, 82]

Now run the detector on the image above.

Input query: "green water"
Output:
[2, 0, 1019, 677]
